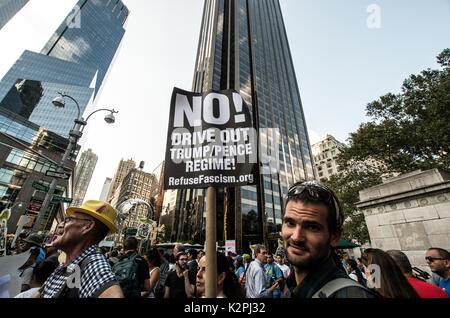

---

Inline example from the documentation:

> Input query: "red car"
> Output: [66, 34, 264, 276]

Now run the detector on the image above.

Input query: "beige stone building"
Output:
[311, 135, 346, 181]
[357, 169, 450, 271]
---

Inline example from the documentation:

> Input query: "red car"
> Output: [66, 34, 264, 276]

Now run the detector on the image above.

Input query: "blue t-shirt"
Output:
[439, 278, 450, 296]
[264, 263, 283, 298]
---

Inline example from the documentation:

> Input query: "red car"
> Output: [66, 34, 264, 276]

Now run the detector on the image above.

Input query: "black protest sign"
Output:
[164, 88, 257, 189]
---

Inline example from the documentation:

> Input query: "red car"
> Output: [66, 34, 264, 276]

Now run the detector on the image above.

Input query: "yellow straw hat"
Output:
[66, 200, 117, 233]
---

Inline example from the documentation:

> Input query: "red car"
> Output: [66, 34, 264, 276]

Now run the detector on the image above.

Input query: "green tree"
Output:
[324, 166, 382, 245]
[339, 48, 450, 174]
[325, 49, 450, 245]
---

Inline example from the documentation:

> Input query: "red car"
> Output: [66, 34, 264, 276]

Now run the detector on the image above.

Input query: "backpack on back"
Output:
[112, 253, 141, 298]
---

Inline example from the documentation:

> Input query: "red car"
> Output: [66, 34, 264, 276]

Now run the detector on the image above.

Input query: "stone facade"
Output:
[357, 169, 450, 271]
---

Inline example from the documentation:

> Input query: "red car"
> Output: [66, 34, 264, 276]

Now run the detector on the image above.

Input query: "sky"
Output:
[0, 0, 449, 201]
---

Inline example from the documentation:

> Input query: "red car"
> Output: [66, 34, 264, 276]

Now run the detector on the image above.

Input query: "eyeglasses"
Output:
[64, 216, 93, 224]
[287, 181, 341, 223]
[425, 256, 446, 262]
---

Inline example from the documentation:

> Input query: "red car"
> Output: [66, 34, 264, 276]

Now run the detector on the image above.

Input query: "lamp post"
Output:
[32, 93, 118, 232]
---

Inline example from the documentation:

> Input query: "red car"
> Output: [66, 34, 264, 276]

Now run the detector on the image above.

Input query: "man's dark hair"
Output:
[386, 250, 413, 274]
[91, 219, 110, 244]
[146, 248, 162, 267]
[176, 251, 187, 261]
[285, 181, 344, 234]
[427, 247, 450, 260]
[123, 236, 139, 251]
[254, 244, 267, 255]
[187, 248, 198, 259]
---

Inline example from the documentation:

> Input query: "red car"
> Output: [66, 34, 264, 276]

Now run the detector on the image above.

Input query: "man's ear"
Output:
[218, 272, 226, 286]
[330, 231, 341, 248]
[81, 220, 95, 236]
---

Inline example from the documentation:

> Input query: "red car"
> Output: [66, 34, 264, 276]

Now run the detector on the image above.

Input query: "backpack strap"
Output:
[312, 278, 366, 298]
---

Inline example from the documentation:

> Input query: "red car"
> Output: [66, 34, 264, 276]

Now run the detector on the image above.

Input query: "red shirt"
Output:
[407, 277, 449, 298]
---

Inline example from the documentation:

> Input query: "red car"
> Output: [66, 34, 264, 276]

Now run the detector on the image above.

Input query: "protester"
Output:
[113, 236, 150, 298]
[144, 248, 161, 298]
[35, 200, 123, 298]
[387, 250, 448, 298]
[245, 245, 279, 298]
[18, 233, 45, 292]
[156, 248, 170, 298]
[281, 181, 376, 298]
[164, 251, 195, 298]
[425, 247, 450, 296]
[264, 253, 284, 298]
[187, 248, 198, 283]
[361, 248, 419, 298]
[14, 259, 58, 298]
[347, 259, 366, 287]
[196, 252, 243, 298]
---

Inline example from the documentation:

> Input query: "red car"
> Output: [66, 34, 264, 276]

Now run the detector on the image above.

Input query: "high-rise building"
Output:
[115, 168, 158, 230]
[107, 159, 136, 204]
[0, 0, 129, 136]
[312, 135, 347, 181]
[0, 0, 29, 30]
[0, 0, 128, 232]
[41, 0, 129, 99]
[71, 149, 98, 207]
[99, 177, 112, 202]
[170, 0, 315, 253]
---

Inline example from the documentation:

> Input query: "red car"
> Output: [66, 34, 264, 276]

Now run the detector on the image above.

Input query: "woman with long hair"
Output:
[144, 248, 162, 298]
[196, 252, 244, 298]
[361, 248, 419, 298]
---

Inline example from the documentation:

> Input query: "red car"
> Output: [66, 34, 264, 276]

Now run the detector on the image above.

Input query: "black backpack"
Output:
[112, 253, 141, 298]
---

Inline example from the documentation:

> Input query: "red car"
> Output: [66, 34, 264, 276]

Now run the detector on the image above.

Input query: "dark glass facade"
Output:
[0, 52, 96, 138]
[41, 0, 129, 99]
[0, 107, 75, 232]
[0, 0, 29, 30]
[170, 0, 315, 253]
[0, 0, 128, 232]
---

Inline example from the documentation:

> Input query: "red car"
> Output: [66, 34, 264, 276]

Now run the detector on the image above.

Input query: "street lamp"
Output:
[31, 93, 119, 232]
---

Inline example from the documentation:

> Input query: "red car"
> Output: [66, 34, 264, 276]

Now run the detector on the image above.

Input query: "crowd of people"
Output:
[4, 181, 450, 298]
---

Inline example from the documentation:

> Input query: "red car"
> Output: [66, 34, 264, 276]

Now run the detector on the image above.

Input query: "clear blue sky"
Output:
[0, 0, 449, 199]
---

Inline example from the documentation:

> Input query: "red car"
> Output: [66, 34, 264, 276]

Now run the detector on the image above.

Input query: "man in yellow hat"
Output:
[33, 200, 124, 298]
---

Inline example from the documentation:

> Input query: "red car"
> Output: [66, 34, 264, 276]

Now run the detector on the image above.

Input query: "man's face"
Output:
[256, 248, 268, 264]
[281, 201, 339, 270]
[177, 255, 188, 270]
[267, 255, 274, 264]
[55, 212, 94, 251]
[426, 250, 449, 275]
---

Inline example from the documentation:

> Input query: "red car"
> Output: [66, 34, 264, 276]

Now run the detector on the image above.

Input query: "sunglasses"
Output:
[287, 181, 340, 223]
[64, 216, 93, 224]
[425, 256, 446, 262]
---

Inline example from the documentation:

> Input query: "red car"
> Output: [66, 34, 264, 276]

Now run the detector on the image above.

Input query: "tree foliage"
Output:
[324, 166, 382, 245]
[339, 48, 450, 174]
[325, 49, 450, 244]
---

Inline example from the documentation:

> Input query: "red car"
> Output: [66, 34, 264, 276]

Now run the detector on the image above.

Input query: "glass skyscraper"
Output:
[0, 0, 29, 30]
[0, 0, 129, 136]
[41, 0, 129, 99]
[169, 0, 315, 253]
[0, 0, 129, 232]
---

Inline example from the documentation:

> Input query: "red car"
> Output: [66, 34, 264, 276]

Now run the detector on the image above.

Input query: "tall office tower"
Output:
[99, 177, 112, 202]
[115, 168, 158, 230]
[41, 0, 129, 99]
[107, 159, 136, 204]
[0, 0, 129, 136]
[0, 0, 128, 232]
[171, 0, 315, 252]
[71, 149, 98, 207]
[0, 0, 29, 30]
